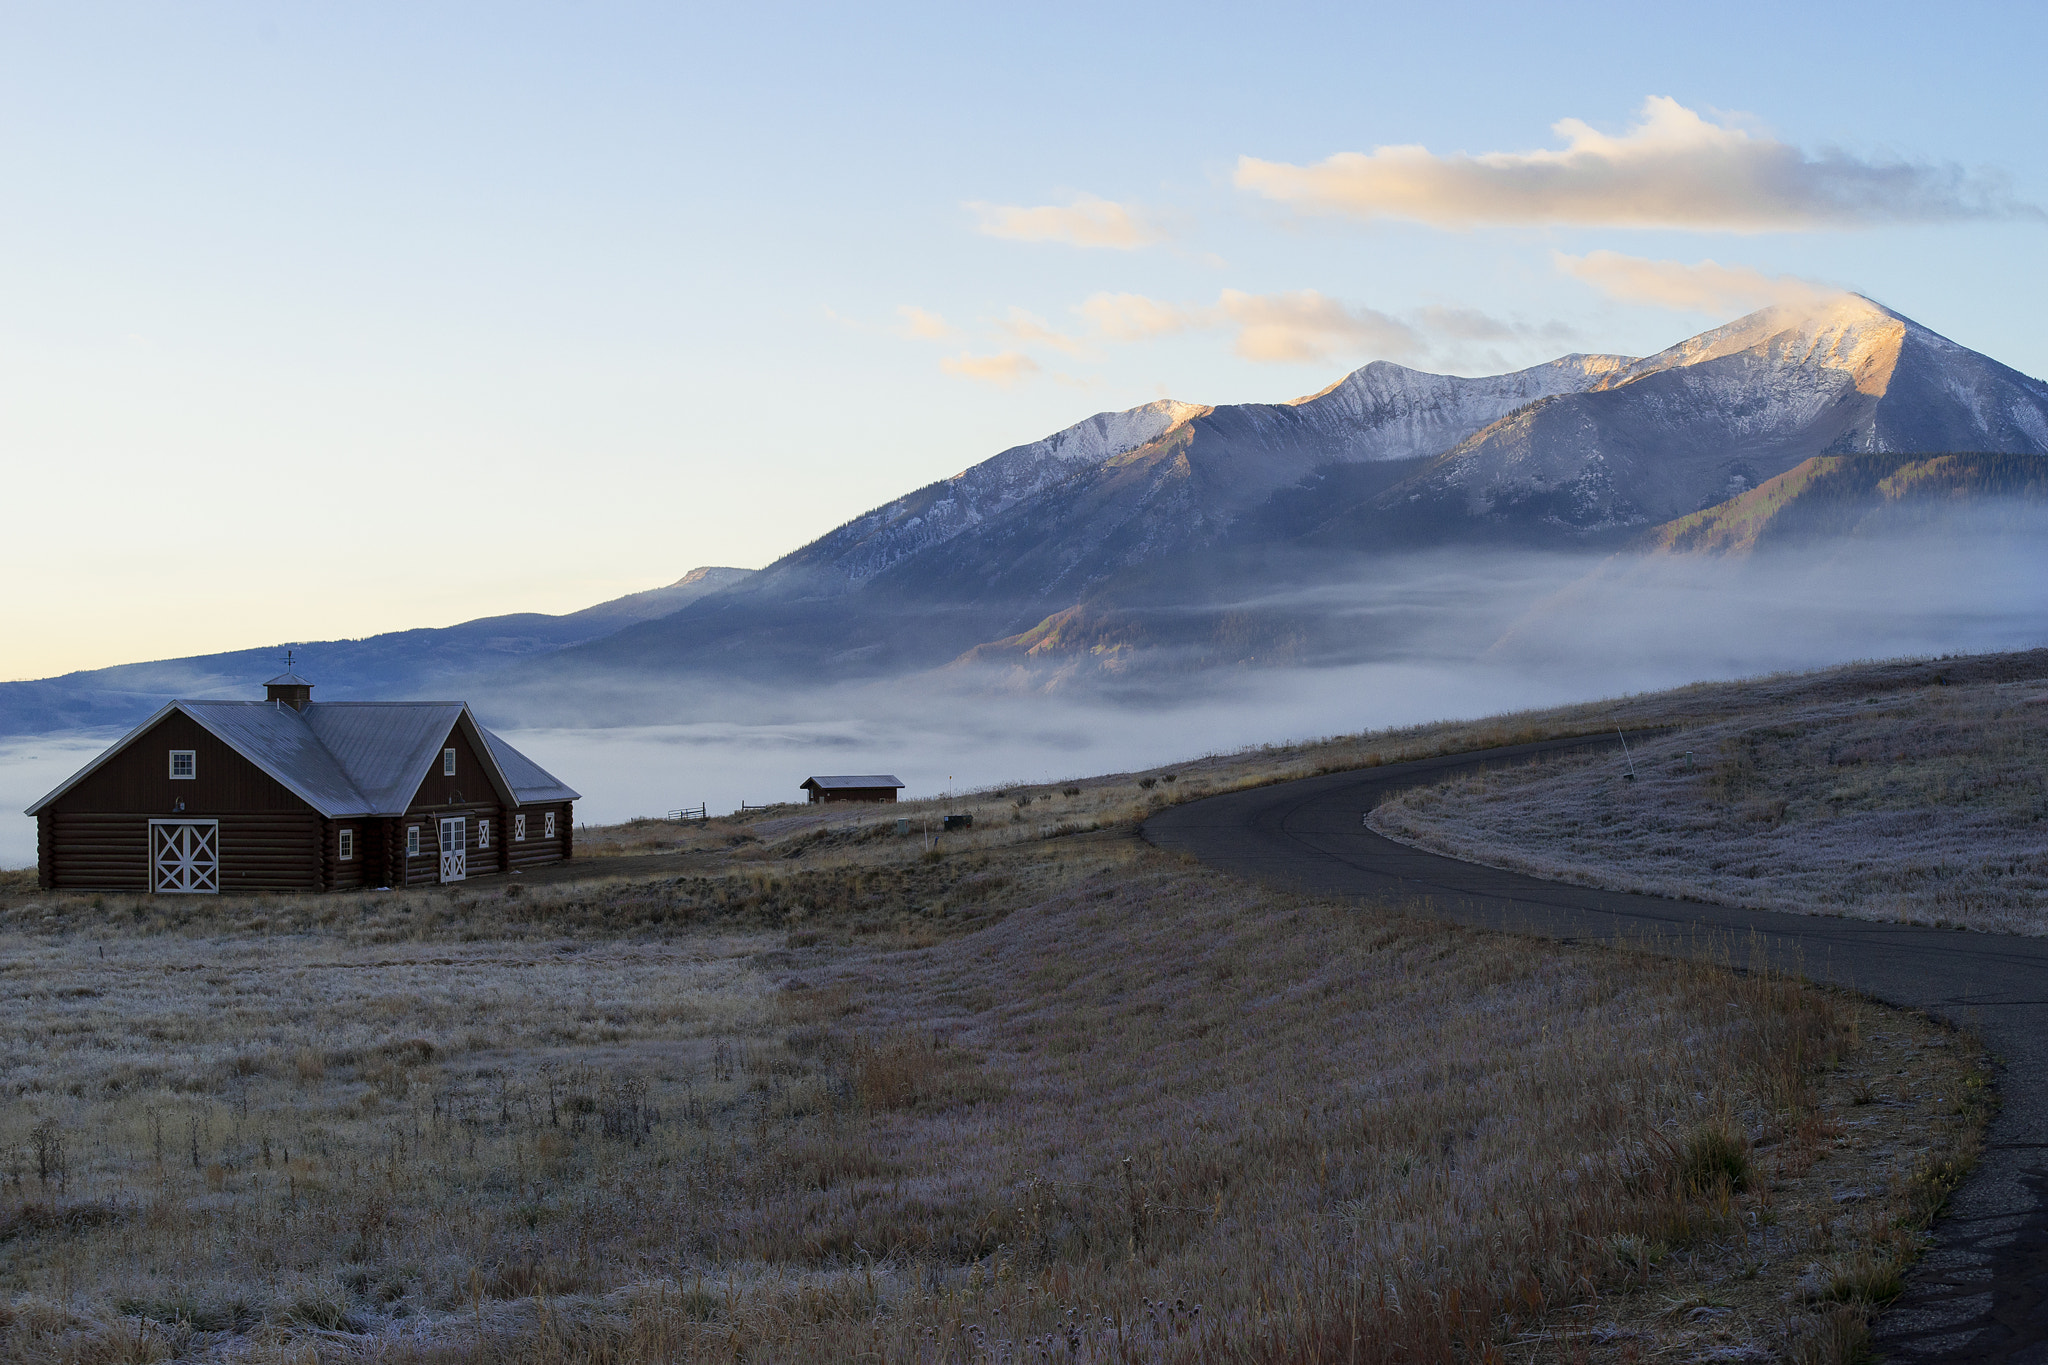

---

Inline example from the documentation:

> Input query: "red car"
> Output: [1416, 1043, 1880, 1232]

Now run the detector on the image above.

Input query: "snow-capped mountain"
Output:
[751, 354, 1635, 598]
[10, 295, 2046, 734]
[1355, 295, 2048, 536]
[551, 294, 2048, 685]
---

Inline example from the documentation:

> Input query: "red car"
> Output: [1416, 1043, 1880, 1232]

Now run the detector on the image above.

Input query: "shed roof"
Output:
[25, 701, 579, 817]
[800, 775, 905, 790]
[265, 670, 314, 687]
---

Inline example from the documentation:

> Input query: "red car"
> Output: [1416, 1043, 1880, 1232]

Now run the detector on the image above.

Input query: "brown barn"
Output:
[799, 775, 904, 805]
[26, 671, 579, 893]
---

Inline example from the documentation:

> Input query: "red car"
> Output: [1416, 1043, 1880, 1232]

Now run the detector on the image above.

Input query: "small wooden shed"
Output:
[799, 775, 904, 805]
[26, 671, 579, 893]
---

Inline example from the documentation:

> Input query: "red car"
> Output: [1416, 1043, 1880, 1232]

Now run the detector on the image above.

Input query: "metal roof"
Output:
[264, 671, 314, 687]
[800, 774, 905, 789]
[303, 703, 469, 812]
[25, 700, 578, 817]
[483, 730, 582, 805]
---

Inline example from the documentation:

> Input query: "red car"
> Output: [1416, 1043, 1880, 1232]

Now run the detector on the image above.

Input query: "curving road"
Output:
[1143, 733, 2048, 1363]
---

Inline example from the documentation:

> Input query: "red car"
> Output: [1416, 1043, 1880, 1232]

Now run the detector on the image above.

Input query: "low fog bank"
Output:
[4, 521, 2044, 869]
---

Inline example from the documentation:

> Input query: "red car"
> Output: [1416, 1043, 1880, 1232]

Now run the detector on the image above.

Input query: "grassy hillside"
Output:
[1372, 667, 2048, 934]
[0, 648, 2023, 1362]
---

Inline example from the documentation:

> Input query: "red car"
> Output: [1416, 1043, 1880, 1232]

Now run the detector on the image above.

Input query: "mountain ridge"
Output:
[6, 295, 2046, 735]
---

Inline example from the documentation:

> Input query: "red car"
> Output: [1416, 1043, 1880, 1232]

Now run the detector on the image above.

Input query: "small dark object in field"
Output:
[1061, 786, 1081, 797]
[943, 814, 973, 831]
[1138, 777, 1157, 790]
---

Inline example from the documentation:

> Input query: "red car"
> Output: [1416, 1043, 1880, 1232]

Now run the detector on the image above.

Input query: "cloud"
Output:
[1077, 292, 1204, 342]
[997, 308, 1094, 357]
[892, 305, 959, 341]
[1235, 97, 2040, 232]
[967, 194, 1165, 249]
[1556, 250, 1838, 313]
[940, 350, 1041, 387]
[970, 290, 1569, 373]
[1074, 289, 1488, 366]
[1217, 289, 1417, 364]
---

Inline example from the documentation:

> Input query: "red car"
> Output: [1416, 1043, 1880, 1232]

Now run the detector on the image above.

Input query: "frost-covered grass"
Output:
[0, 841, 1981, 1362]
[1373, 678, 2048, 934]
[1, 648, 2030, 1360]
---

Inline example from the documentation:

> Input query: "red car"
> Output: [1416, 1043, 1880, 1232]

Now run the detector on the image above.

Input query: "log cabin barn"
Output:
[26, 670, 579, 893]
[799, 775, 904, 805]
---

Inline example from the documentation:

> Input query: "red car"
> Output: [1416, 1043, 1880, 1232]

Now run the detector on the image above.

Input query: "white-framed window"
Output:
[477, 819, 491, 849]
[338, 828, 355, 861]
[406, 825, 421, 857]
[544, 811, 557, 838]
[168, 750, 196, 780]
[443, 748, 457, 776]
[514, 814, 526, 842]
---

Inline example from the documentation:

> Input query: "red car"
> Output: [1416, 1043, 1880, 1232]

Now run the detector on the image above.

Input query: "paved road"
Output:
[1143, 733, 2048, 1363]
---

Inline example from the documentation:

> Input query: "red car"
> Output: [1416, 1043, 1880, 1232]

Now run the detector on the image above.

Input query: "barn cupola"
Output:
[264, 656, 314, 711]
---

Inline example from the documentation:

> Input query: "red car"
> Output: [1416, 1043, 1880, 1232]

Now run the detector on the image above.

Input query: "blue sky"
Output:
[4, 0, 2043, 677]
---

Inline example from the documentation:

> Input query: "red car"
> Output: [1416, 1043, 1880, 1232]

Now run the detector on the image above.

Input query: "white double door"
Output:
[150, 819, 219, 893]
[438, 816, 467, 883]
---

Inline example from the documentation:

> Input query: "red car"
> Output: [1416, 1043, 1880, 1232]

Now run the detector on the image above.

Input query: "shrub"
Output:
[1679, 1123, 1750, 1193]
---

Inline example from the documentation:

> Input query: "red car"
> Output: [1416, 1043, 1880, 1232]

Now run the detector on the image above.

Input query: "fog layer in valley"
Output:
[4, 518, 2045, 870]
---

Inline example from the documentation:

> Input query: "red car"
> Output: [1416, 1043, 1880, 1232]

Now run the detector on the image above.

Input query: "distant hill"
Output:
[1641, 452, 2048, 555]
[0, 567, 753, 735]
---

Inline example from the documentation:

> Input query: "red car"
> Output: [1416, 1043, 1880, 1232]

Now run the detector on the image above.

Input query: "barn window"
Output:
[514, 814, 526, 842]
[545, 811, 557, 838]
[168, 750, 196, 780]
[477, 819, 492, 849]
[406, 825, 421, 857]
[443, 748, 457, 776]
[338, 829, 355, 861]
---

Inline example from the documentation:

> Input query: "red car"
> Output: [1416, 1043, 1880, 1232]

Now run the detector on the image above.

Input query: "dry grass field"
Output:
[1372, 673, 2048, 935]
[0, 648, 2024, 1362]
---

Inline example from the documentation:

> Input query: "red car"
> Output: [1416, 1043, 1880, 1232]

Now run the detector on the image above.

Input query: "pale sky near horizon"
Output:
[4, 0, 2044, 680]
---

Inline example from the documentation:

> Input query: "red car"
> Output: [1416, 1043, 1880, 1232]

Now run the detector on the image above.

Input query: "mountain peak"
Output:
[1034, 399, 1207, 464]
[1601, 292, 1914, 397]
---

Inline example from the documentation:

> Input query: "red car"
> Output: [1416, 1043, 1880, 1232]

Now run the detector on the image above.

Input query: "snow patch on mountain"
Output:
[1395, 293, 2048, 534]
[1286, 354, 1637, 463]
[1031, 400, 1208, 464]
[765, 399, 1208, 587]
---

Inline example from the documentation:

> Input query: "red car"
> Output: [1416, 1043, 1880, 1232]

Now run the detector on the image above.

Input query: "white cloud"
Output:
[892, 305, 959, 341]
[983, 290, 1568, 372]
[1556, 250, 1838, 313]
[939, 350, 1041, 387]
[967, 194, 1165, 249]
[1235, 97, 2039, 232]
[1074, 289, 1438, 365]
[1077, 292, 1204, 342]
[1217, 289, 1417, 364]
[996, 308, 1094, 357]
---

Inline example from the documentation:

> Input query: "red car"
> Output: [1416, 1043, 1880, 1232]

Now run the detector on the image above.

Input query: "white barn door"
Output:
[439, 817, 467, 883]
[150, 820, 219, 894]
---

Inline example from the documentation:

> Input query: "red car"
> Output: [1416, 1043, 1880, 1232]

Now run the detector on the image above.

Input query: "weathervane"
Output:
[284, 648, 294, 674]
